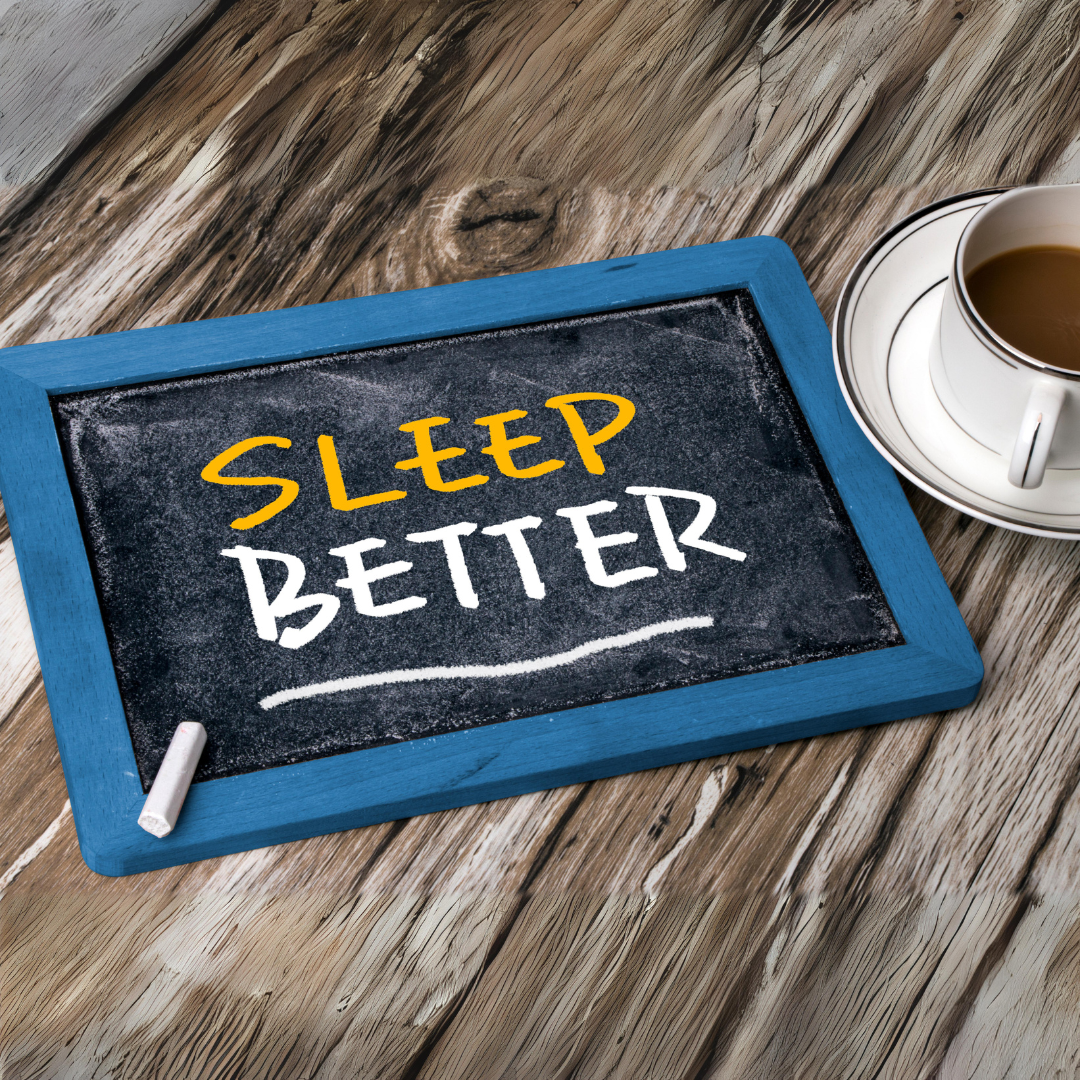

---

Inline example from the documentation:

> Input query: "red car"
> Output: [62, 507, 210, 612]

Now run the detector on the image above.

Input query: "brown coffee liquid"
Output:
[965, 245, 1080, 371]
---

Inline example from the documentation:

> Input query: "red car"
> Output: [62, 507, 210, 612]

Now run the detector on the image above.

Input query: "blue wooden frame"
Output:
[0, 238, 982, 876]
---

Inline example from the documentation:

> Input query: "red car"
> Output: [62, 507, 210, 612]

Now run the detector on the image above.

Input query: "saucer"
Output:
[834, 189, 1080, 539]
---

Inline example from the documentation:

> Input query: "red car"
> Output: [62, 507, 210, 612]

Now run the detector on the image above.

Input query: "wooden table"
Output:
[3, 2, 1080, 1075]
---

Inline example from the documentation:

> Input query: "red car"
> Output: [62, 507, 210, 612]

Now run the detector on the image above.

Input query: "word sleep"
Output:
[223, 487, 747, 648]
[201, 392, 636, 530]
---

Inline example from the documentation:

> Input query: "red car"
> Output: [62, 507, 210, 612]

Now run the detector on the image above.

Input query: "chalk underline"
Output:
[259, 615, 714, 710]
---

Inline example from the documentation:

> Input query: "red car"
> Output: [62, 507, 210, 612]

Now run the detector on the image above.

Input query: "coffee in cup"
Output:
[931, 184, 1080, 490]
[966, 245, 1080, 372]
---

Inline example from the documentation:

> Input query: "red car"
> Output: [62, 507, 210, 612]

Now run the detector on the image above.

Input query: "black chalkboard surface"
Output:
[54, 290, 901, 790]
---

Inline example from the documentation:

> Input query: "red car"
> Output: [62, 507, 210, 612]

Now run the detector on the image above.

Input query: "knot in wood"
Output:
[445, 178, 559, 273]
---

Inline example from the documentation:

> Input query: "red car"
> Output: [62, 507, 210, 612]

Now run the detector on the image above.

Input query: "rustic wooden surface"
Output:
[3, 1, 1080, 1076]
[0, 0, 216, 221]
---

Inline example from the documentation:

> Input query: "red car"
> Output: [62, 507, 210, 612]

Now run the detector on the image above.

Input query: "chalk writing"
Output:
[395, 416, 489, 493]
[405, 522, 481, 609]
[329, 539, 426, 618]
[259, 616, 717, 710]
[220, 546, 339, 648]
[201, 436, 298, 530]
[474, 409, 564, 479]
[555, 500, 658, 588]
[544, 393, 635, 475]
[625, 487, 747, 566]
[200, 392, 640, 528]
[318, 434, 406, 510]
[222, 488, 746, 648]
[481, 516, 546, 599]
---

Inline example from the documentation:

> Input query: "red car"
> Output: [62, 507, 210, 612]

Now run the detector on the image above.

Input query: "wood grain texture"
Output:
[0, 533, 37, 722]
[0, 0, 218, 219]
[2, 0, 1080, 1077]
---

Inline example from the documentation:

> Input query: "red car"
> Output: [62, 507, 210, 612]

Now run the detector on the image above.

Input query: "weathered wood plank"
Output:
[937, 900, 1080, 1079]
[1, 0, 1080, 347]
[2, 890, 520, 1079]
[0, 680, 61, 874]
[0, 0, 218, 220]
[0, 536, 37, 724]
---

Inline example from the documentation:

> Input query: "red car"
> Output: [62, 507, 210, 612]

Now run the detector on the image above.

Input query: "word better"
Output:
[222, 487, 746, 648]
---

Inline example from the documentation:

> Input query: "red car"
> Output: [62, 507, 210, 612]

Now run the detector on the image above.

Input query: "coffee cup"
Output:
[931, 184, 1080, 489]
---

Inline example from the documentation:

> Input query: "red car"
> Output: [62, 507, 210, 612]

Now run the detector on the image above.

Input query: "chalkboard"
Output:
[54, 290, 901, 788]
[0, 239, 982, 874]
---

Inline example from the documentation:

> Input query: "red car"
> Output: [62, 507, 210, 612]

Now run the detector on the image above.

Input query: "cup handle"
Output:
[1008, 382, 1066, 489]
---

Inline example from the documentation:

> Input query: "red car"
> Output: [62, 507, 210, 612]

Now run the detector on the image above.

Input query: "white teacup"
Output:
[931, 184, 1080, 489]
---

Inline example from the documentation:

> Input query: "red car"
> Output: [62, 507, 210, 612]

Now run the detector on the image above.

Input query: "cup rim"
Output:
[953, 183, 1080, 382]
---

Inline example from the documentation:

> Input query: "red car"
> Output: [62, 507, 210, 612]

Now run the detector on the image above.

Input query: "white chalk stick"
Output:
[138, 722, 206, 838]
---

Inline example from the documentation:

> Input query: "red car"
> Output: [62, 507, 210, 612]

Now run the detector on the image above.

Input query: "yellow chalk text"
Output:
[545, 393, 636, 475]
[396, 416, 489, 493]
[201, 436, 300, 530]
[318, 434, 407, 510]
[474, 409, 564, 479]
